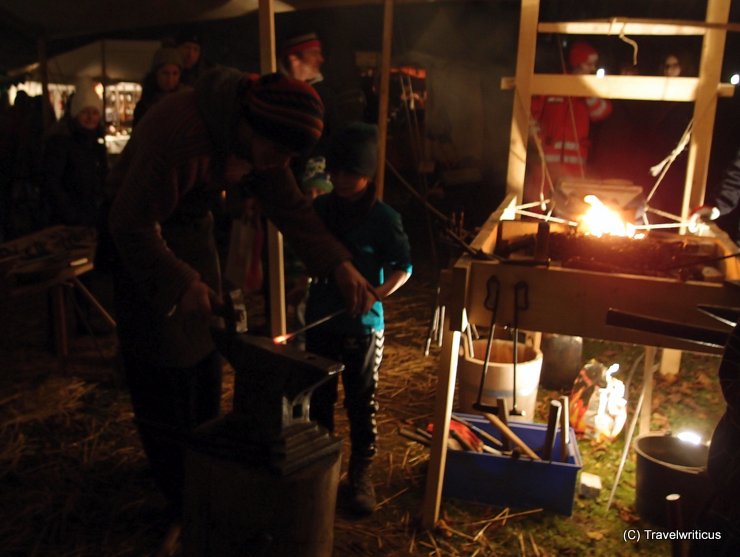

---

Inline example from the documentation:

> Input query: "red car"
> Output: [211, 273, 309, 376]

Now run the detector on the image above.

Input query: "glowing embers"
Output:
[577, 195, 644, 239]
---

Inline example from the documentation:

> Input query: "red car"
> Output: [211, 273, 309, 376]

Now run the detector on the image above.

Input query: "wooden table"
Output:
[1, 226, 115, 371]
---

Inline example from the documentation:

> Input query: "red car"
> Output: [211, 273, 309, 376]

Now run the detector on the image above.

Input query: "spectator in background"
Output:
[662, 53, 683, 77]
[133, 47, 188, 127]
[175, 29, 210, 86]
[526, 40, 612, 205]
[280, 32, 340, 156]
[1, 91, 50, 238]
[42, 83, 107, 227]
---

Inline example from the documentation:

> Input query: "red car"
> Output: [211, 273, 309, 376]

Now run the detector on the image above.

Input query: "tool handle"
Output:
[451, 415, 503, 447]
[496, 397, 510, 450]
[542, 400, 562, 461]
[482, 412, 541, 461]
[450, 429, 477, 452]
[559, 395, 570, 462]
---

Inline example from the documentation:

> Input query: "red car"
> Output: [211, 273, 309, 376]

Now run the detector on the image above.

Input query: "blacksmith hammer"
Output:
[213, 289, 248, 334]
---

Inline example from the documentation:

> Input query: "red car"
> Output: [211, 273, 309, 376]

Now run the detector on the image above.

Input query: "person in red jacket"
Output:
[527, 41, 612, 204]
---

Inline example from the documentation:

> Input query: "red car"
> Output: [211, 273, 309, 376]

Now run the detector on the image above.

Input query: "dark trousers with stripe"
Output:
[306, 330, 384, 459]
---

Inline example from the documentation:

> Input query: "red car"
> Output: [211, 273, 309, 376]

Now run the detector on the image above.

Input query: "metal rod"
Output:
[606, 308, 729, 348]
[513, 208, 578, 226]
[606, 387, 645, 511]
[660, 250, 740, 271]
[273, 309, 344, 344]
[633, 222, 688, 230]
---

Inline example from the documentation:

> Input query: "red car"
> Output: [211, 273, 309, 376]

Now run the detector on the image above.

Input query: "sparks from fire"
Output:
[577, 195, 645, 239]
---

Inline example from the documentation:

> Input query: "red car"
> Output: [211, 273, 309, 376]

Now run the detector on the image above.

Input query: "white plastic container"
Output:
[457, 338, 543, 421]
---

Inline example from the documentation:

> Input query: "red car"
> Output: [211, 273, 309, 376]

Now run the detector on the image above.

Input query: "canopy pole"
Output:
[376, 0, 394, 201]
[36, 36, 53, 130]
[100, 41, 107, 127]
[258, 0, 287, 338]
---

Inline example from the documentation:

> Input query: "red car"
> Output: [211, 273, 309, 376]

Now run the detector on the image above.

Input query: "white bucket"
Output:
[457, 338, 543, 421]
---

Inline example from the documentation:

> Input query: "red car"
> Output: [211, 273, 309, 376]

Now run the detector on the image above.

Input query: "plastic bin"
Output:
[443, 413, 582, 515]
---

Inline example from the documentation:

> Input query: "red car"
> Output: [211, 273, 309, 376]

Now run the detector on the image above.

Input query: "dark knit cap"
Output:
[326, 122, 378, 178]
[244, 73, 324, 155]
[175, 28, 202, 46]
[151, 47, 183, 71]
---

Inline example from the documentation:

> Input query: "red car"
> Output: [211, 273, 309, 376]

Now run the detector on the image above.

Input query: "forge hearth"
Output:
[494, 226, 725, 281]
[447, 196, 739, 354]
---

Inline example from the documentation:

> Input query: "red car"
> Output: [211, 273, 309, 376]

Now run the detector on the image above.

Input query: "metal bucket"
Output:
[539, 334, 583, 390]
[634, 434, 711, 528]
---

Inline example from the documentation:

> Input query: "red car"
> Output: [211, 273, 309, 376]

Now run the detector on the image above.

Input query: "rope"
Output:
[514, 87, 554, 209]
[646, 119, 693, 203]
[614, 18, 640, 66]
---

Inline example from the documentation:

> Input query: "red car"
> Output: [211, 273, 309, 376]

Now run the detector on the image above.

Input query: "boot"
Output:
[346, 456, 376, 516]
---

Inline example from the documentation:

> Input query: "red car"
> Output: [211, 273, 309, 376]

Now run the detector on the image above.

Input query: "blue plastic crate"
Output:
[443, 413, 582, 515]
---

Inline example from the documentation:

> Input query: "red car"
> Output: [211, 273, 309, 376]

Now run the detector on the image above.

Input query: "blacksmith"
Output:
[107, 67, 376, 515]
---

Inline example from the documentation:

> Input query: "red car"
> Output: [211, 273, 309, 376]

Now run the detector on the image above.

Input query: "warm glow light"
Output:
[676, 431, 702, 445]
[273, 335, 288, 345]
[731, 73, 740, 86]
[578, 195, 638, 238]
[596, 68, 606, 78]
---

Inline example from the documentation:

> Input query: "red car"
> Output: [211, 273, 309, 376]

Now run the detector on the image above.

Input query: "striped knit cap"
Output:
[244, 73, 324, 155]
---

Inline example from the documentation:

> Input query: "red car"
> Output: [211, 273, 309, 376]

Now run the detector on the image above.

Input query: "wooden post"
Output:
[258, 0, 276, 74]
[682, 0, 731, 222]
[659, 348, 682, 377]
[100, 41, 107, 127]
[51, 284, 68, 373]
[258, 0, 287, 337]
[36, 36, 53, 130]
[375, 0, 394, 201]
[421, 321, 461, 528]
[505, 0, 540, 202]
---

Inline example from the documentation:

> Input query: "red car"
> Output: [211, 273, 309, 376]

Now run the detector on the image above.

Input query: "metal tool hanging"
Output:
[473, 275, 501, 414]
[510, 281, 529, 416]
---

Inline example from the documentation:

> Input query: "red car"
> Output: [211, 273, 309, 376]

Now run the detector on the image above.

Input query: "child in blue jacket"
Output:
[306, 122, 412, 516]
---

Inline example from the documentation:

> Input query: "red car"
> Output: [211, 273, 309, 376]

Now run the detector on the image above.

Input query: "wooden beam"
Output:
[259, 0, 287, 337]
[376, 0, 394, 200]
[682, 0, 731, 224]
[501, 74, 735, 102]
[538, 18, 740, 36]
[505, 0, 540, 203]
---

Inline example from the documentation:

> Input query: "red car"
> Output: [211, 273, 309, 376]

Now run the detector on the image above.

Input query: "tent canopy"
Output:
[16, 40, 163, 84]
[0, 0, 407, 73]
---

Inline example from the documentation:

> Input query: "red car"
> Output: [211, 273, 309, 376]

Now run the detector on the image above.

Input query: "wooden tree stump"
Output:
[183, 447, 340, 557]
